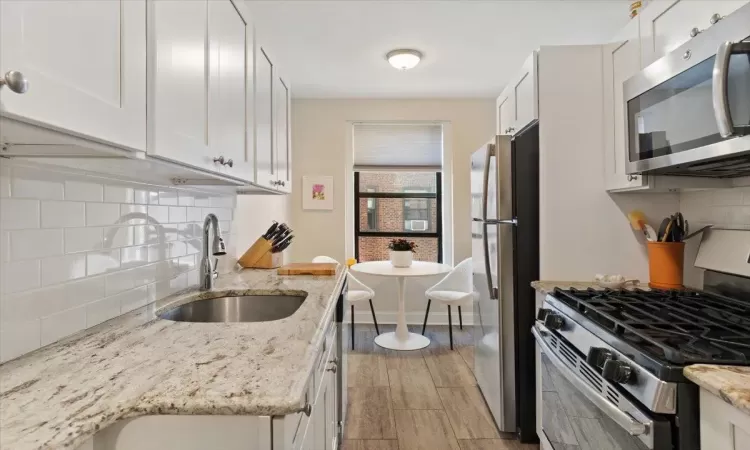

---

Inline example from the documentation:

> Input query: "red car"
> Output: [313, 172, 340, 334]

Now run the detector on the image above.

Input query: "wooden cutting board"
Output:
[277, 263, 338, 276]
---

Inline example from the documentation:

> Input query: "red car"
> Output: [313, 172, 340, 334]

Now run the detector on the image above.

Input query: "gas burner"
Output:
[553, 287, 750, 366]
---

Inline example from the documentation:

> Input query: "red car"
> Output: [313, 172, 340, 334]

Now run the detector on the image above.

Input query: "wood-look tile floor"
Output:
[343, 324, 539, 450]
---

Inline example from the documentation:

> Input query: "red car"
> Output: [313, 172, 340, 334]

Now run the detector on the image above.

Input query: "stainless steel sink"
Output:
[158, 295, 306, 323]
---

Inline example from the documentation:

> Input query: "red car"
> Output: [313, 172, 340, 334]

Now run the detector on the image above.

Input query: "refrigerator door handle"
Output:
[481, 143, 495, 221]
[482, 222, 496, 300]
[485, 219, 517, 225]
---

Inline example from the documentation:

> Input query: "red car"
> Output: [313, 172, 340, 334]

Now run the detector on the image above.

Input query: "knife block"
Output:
[238, 237, 283, 269]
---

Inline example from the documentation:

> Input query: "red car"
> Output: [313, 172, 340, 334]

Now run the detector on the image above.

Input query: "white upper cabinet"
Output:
[640, 0, 749, 67]
[148, 0, 252, 182]
[495, 52, 538, 137]
[0, 0, 146, 151]
[255, 47, 275, 190]
[603, 19, 649, 191]
[496, 92, 514, 135]
[275, 75, 291, 193]
[208, 0, 248, 178]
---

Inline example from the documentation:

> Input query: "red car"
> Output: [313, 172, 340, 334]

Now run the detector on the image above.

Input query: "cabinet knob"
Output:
[300, 403, 312, 416]
[326, 365, 337, 373]
[683, 50, 692, 60]
[710, 13, 723, 25]
[508, 127, 515, 133]
[0, 70, 29, 94]
[690, 27, 702, 38]
[213, 156, 226, 165]
[225, 158, 233, 168]
[627, 174, 639, 182]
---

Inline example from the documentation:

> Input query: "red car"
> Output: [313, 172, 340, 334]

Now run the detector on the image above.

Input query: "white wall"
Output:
[538, 45, 680, 282]
[291, 99, 495, 323]
[680, 186, 750, 288]
[0, 160, 238, 362]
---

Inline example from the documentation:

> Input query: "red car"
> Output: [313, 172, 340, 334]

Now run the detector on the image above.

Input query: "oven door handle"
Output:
[532, 325, 649, 437]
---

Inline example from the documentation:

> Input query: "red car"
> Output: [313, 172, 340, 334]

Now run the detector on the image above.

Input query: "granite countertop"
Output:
[684, 365, 750, 415]
[0, 265, 347, 450]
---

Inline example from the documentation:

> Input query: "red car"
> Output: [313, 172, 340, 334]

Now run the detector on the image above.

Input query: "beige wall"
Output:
[233, 194, 292, 262]
[289, 99, 495, 324]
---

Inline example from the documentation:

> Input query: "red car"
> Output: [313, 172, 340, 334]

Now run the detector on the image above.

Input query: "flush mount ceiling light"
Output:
[386, 49, 423, 71]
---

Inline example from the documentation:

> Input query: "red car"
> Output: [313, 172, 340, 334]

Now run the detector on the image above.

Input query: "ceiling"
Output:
[245, 0, 631, 99]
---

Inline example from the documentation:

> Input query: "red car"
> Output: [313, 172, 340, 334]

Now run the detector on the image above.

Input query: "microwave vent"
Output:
[656, 154, 750, 178]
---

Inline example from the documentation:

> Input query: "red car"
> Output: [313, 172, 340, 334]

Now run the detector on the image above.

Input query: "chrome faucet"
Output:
[200, 213, 227, 290]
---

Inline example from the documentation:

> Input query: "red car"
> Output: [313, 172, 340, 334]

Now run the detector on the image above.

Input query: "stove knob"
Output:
[602, 359, 634, 384]
[544, 313, 565, 330]
[586, 347, 613, 369]
[536, 308, 551, 321]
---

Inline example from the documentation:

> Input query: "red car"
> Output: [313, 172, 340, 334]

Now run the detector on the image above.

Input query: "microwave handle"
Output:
[713, 41, 734, 138]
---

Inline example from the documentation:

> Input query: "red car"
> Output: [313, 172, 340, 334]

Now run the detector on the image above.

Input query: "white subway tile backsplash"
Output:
[11, 229, 64, 259]
[65, 180, 103, 202]
[0, 319, 41, 362]
[65, 227, 103, 253]
[120, 204, 148, 224]
[87, 249, 120, 276]
[117, 286, 151, 314]
[0, 160, 237, 361]
[11, 167, 64, 200]
[86, 296, 121, 327]
[86, 203, 120, 226]
[178, 192, 195, 206]
[147, 205, 169, 223]
[41, 306, 87, 346]
[41, 254, 86, 286]
[41, 201, 85, 228]
[712, 189, 744, 206]
[0, 199, 40, 230]
[3, 260, 41, 294]
[169, 207, 187, 223]
[159, 191, 178, 206]
[104, 185, 134, 204]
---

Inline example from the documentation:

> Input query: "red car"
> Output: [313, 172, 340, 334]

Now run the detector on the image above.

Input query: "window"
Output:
[354, 172, 442, 263]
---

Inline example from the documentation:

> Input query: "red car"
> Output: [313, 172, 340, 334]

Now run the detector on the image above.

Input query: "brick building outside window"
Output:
[355, 171, 442, 263]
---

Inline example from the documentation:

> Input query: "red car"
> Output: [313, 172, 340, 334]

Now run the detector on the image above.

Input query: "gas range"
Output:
[533, 272, 750, 450]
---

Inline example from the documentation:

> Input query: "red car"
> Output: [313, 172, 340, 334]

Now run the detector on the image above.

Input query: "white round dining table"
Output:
[350, 260, 452, 351]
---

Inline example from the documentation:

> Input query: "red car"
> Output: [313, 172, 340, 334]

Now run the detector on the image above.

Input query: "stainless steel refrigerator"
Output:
[471, 124, 539, 442]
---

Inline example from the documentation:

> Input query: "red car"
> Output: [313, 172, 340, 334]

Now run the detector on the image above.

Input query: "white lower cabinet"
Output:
[700, 389, 750, 450]
[74, 322, 342, 450]
[0, 0, 146, 152]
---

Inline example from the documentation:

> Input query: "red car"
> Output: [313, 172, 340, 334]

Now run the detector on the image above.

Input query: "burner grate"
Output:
[554, 287, 750, 365]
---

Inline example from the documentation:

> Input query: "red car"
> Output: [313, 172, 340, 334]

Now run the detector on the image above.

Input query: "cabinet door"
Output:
[313, 378, 329, 450]
[149, 0, 210, 168]
[255, 47, 275, 189]
[603, 19, 648, 191]
[513, 52, 538, 133]
[496, 92, 514, 135]
[275, 76, 291, 193]
[0, 0, 146, 150]
[640, 0, 749, 67]
[208, 0, 249, 180]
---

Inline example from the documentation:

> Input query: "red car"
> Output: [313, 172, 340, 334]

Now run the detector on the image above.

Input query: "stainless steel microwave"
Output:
[624, 2, 750, 177]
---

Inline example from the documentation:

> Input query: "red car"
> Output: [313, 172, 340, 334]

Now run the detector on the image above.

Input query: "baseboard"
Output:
[351, 310, 474, 326]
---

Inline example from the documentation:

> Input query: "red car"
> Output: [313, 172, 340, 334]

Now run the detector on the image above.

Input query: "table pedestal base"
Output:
[374, 332, 430, 351]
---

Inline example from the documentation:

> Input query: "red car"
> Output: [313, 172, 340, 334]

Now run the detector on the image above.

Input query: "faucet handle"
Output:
[213, 258, 219, 278]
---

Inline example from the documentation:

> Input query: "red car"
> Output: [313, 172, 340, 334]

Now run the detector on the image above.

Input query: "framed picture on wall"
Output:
[302, 175, 334, 210]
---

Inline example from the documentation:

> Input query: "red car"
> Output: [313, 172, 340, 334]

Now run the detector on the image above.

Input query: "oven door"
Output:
[533, 324, 671, 450]
[624, 3, 750, 176]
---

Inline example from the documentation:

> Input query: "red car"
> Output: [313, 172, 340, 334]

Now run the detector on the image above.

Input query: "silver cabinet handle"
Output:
[627, 174, 639, 182]
[326, 365, 337, 373]
[508, 127, 515, 133]
[213, 156, 226, 165]
[710, 13, 723, 25]
[225, 159, 233, 168]
[299, 403, 312, 416]
[0, 70, 29, 94]
[690, 27, 702, 38]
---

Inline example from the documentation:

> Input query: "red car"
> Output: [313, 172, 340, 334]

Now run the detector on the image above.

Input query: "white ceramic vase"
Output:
[390, 250, 413, 268]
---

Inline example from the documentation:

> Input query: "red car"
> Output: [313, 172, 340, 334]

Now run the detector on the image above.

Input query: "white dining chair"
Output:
[312, 256, 380, 349]
[421, 258, 473, 350]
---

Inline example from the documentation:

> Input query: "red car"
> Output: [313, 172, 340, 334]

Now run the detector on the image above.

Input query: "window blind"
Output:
[352, 123, 443, 171]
